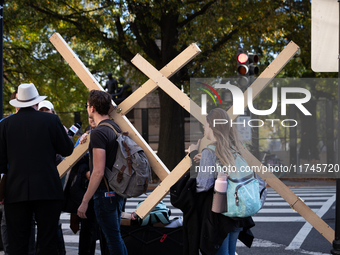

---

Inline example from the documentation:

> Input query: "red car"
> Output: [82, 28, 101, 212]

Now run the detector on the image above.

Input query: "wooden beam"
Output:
[118, 44, 201, 115]
[50, 33, 200, 181]
[57, 137, 90, 178]
[49, 34, 104, 92]
[131, 54, 205, 124]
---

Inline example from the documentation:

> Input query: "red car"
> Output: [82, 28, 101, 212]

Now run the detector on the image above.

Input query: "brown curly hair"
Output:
[88, 90, 112, 115]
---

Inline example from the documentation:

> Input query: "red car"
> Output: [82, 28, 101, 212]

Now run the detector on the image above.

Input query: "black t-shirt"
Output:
[89, 119, 121, 190]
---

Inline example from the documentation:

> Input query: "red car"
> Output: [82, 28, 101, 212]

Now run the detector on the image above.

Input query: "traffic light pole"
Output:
[0, 0, 3, 119]
[331, 1, 340, 254]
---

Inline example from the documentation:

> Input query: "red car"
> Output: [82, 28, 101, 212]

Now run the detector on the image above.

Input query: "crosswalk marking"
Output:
[252, 217, 305, 222]
[263, 201, 325, 206]
[253, 186, 335, 223]
[265, 197, 330, 201]
[258, 208, 318, 213]
[266, 193, 335, 197]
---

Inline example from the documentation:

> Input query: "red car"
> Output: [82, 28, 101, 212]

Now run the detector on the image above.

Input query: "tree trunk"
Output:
[298, 100, 319, 161]
[157, 88, 185, 170]
[155, 11, 185, 171]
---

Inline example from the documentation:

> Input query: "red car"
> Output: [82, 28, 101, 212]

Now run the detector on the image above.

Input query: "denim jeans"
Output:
[93, 189, 127, 255]
[215, 228, 242, 255]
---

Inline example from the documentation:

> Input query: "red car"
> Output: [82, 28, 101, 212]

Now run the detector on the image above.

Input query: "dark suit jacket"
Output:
[0, 107, 74, 203]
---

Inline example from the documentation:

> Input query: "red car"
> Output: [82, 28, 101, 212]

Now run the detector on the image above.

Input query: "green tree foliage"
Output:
[4, 0, 328, 167]
[3, 2, 120, 126]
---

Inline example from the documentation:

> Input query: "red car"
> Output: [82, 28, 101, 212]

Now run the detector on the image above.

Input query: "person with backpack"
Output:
[77, 90, 127, 255]
[186, 108, 255, 255]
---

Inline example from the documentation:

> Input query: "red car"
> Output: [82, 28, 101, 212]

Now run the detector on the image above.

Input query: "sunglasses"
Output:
[85, 103, 89, 108]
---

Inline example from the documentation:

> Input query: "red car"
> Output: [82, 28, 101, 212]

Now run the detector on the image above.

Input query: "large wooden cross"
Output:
[51, 33, 334, 243]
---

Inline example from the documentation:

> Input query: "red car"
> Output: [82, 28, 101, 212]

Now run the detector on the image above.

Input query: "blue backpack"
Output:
[136, 201, 171, 226]
[207, 145, 262, 218]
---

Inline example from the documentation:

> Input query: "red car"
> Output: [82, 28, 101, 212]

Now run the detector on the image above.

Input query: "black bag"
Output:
[121, 225, 183, 255]
[63, 155, 89, 213]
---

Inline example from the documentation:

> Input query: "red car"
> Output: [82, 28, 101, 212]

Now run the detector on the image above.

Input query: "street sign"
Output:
[311, 0, 339, 72]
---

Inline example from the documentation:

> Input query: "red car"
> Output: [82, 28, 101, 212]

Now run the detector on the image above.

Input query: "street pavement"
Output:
[0, 179, 336, 255]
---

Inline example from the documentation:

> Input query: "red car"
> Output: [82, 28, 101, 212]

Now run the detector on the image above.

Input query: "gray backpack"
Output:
[100, 122, 151, 198]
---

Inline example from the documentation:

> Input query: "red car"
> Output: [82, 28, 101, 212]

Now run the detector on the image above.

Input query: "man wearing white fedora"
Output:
[0, 83, 74, 255]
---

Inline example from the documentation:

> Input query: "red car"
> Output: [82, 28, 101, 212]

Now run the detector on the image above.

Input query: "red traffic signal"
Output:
[237, 52, 248, 64]
[237, 51, 249, 76]
[236, 49, 259, 89]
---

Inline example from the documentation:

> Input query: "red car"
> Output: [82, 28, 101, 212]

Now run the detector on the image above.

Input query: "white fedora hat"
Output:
[10, 83, 47, 108]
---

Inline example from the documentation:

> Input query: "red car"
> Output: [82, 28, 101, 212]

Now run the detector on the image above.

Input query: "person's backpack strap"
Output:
[151, 210, 170, 224]
[140, 214, 151, 226]
[206, 144, 216, 151]
[99, 121, 118, 134]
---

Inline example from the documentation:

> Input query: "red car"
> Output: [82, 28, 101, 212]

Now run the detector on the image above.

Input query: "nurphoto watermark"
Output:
[189, 78, 338, 179]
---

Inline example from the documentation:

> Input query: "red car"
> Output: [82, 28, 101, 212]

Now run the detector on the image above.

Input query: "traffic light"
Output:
[237, 49, 249, 89]
[248, 52, 259, 84]
[236, 49, 259, 90]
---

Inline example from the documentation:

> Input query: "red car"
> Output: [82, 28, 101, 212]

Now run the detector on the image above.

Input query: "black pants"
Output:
[5, 199, 63, 255]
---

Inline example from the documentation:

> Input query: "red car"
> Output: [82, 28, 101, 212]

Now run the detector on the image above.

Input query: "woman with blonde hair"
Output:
[187, 108, 255, 255]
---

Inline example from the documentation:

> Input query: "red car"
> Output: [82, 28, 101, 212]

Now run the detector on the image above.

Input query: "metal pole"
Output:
[326, 100, 335, 165]
[250, 103, 259, 160]
[289, 104, 297, 168]
[0, 0, 3, 119]
[331, 1, 340, 253]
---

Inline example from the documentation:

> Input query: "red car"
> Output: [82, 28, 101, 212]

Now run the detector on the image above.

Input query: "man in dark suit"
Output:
[0, 83, 74, 255]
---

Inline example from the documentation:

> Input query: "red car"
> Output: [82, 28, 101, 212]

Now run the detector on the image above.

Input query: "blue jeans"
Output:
[215, 228, 242, 255]
[93, 189, 127, 255]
